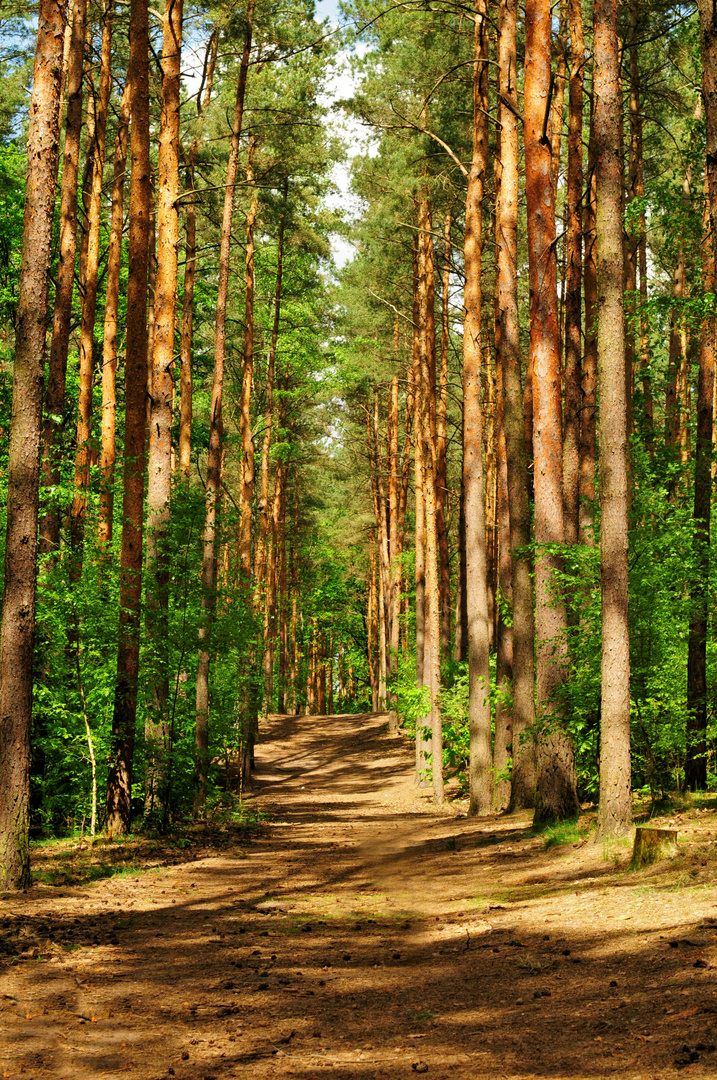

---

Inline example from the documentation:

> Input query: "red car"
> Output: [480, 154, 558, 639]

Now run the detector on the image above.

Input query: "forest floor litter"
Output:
[1, 711, 717, 1079]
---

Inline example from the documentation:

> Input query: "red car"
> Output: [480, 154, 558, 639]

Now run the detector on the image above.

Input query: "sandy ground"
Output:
[1, 711, 717, 1079]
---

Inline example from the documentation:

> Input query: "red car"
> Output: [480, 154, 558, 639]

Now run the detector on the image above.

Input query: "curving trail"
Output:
[1, 712, 717, 1079]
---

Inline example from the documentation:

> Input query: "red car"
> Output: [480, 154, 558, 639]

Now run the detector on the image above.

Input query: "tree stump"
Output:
[631, 827, 678, 868]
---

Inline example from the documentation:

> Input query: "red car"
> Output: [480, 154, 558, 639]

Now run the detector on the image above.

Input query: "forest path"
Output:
[3, 712, 717, 1080]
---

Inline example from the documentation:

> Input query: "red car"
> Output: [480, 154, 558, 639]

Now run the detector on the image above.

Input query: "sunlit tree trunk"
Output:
[525, 0, 579, 823]
[387, 368, 400, 667]
[39, 0, 88, 558]
[437, 209, 452, 658]
[685, 188, 714, 791]
[105, 0, 151, 837]
[580, 91, 598, 544]
[145, 0, 183, 811]
[417, 192, 443, 802]
[178, 31, 218, 481]
[0, 0, 68, 890]
[563, 0, 584, 547]
[595, 0, 632, 836]
[484, 345, 496, 647]
[493, 349, 513, 811]
[496, 0, 536, 807]
[255, 181, 287, 587]
[411, 234, 426, 692]
[195, 0, 254, 814]
[463, 0, 492, 816]
[368, 548, 378, 710]
[69, 0, 114, 576]
[98, 77, 131, 550]
[239, 134, 259, 584]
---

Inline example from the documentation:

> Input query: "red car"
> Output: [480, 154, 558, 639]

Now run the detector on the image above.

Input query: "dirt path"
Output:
[2, 712, 717, 1079]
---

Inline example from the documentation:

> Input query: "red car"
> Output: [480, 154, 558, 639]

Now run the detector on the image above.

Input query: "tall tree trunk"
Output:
[497, 0, 536, 807]
[436, 209, 452, 659]
[630, 12, 652, 449]
[580, 91, 598, 544]
[463, 0, 492, 816]
[255, 181, 287, 587]
[239, 134, 259, 583]
[595, 0, 632, 836]
[194, 0, 254, 815]
[39, 0, 88, 558]
[525, 0, 579, 823]
[417, 194, 443, 802]
[550, 0, 568, 196]
[685, 188, 714, 791]
[563, 0, 584, 547]
[453, 470, 468, 661]
[368, 548, 378, 711]
[69, 0, 114, 576]
[105, 0, 151, 837]
[484, 345, 496, 647]
[387, 369, 400, 667]
[493, 349, 513, 811]
[145, 0, 183, 811]
[178, 31, 218, 481]
[408, 235, 425, 686]
[0, 0, 68, 890]
[98, 77, 131, 550]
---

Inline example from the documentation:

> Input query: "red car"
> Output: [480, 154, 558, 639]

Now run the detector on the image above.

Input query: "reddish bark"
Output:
[525, 0, 579, 822]
[0, 0, 68, 889]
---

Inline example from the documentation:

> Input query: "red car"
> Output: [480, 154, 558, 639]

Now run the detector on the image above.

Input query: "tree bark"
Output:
[685, 187, 714, 791]
[105, 0, 151, 837]
[255, 181, 287, 587]
[580, 90, 598, 544]
[195, 0, 254, 815]
[563, 0, 584, 547]
[594, 0, 632, 836]
[0, 0, 68, 890]
[178, 31, 218, 481]
[98, 77, 131, 550]
[497, 0, 536, 807]
[493, 348, 513, 811]
[437, 209, 452, 659]
[39, 0, 88, 558]
[525, 0, 579, 823]
[463, 0, 492, 816]
[238, 133, 259, 584]
[145, 0, 183, 811]
[69, 0, 114, 576]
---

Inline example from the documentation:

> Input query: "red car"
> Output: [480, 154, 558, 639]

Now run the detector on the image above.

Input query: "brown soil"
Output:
[2, 711, 717, 1079]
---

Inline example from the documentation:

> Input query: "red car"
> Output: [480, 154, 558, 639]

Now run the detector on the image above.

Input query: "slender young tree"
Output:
[685, 190, 715, 791]
[0, 0, 68, 890]
[105, 0, 152, 837]
[594, 0, 632, 836]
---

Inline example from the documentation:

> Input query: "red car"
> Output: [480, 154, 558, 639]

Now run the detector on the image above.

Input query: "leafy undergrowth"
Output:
[29, 802, 267, 888]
